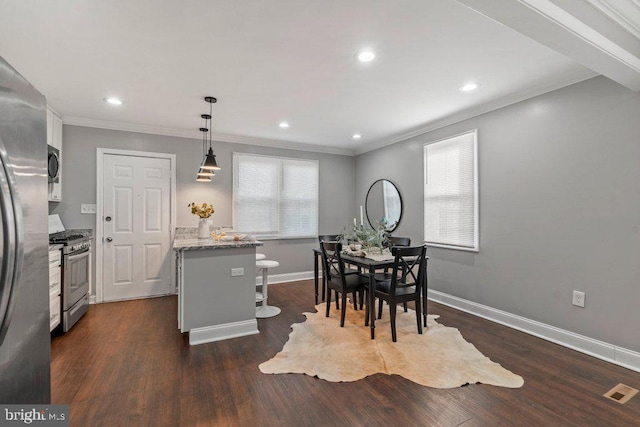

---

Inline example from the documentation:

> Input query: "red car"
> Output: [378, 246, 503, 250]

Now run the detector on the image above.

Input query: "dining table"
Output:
[313, 248, 427, 339]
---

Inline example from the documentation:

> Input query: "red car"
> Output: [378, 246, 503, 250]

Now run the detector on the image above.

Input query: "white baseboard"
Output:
[428, 289, 640, 373]
[189, 319, 259, 345]
[256, 270, 315, 286]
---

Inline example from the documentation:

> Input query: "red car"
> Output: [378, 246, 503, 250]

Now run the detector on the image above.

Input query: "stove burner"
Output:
[50, 234, 83, 243]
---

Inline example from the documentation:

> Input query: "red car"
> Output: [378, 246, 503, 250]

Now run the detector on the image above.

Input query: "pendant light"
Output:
[200, 96, 220, 171]
[196, 122, 213, 182]
[198, 118, 215, 177]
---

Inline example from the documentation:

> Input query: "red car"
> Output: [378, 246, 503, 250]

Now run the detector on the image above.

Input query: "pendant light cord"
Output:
[208, 100, 213, 150]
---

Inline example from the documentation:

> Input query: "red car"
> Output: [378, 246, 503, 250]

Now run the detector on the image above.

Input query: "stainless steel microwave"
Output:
[47, 144, 60, 183]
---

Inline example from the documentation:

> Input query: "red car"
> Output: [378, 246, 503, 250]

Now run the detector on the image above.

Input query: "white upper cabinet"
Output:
[47, 107, 62, 202]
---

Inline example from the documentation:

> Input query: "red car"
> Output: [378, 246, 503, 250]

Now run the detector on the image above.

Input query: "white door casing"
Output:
[97, 150, 175, 302]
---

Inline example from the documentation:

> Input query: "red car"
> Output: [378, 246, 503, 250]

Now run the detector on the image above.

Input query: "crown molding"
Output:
[63, 116, 355, 157]
[457, 0, 640, 91]
[519, 0, 640, 73]
[581, 0, 640, 40]
[63, 116, 196, 139]
[65, 69, 598, 159]
[354, 68, 599, 155]
[207, 131, 355, 156]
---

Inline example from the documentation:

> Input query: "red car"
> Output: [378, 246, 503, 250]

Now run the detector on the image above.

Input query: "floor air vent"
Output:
[603, 383, 638, 404]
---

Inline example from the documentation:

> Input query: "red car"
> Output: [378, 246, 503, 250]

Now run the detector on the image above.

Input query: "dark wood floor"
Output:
[51, 280, 640, 426]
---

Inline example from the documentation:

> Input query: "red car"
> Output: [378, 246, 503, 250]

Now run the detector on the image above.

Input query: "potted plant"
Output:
[350, 219, 389, 253]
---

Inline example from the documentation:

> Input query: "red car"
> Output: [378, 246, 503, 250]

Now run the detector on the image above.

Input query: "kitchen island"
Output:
[174, 237, 263, 345]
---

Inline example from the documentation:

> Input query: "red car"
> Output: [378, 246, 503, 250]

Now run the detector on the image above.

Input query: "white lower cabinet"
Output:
[49, 246, 62, 331]
[49, 295, 61, 332]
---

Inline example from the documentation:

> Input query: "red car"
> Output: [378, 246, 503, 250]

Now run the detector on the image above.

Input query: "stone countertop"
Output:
[173, 237, 263, 251]
[49, 228, 94, 240]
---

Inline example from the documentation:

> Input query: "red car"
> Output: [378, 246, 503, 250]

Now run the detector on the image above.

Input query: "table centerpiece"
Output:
[189, 202, 215, 239]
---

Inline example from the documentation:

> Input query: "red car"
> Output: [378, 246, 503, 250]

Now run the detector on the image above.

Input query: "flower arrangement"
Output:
[188, 202, 215, 218]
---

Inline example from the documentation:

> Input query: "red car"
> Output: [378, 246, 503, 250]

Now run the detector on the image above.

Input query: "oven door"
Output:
[63, 248, 90, 310]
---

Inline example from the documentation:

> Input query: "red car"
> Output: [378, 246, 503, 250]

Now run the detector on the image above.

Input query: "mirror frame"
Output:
[365, 179, 403, 233]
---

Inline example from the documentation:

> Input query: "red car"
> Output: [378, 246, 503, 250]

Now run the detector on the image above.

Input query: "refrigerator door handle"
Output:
[0, 136, 24, 346]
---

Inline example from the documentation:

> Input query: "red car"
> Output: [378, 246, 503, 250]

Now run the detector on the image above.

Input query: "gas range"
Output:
[47, 215, 92, 332]
[48, 214, 92, 254]
[49, 230, 92, 254]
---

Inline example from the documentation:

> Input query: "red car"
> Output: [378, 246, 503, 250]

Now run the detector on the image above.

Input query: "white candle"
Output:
[360, 206, 364, 226]
[354, 217, 357, 228]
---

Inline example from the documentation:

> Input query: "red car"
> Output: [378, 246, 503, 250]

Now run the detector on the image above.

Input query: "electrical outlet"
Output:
[231, 268, 244, 277]
[80, 203, 97, 214]
[572, 290, 585, 308]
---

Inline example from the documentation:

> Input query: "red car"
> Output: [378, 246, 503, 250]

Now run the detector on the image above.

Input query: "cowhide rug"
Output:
[259, 303, 524, 389]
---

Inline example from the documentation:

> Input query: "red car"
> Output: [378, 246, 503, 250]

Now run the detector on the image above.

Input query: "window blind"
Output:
[423, 130, 478, 250]
[233, 153, 318, 238]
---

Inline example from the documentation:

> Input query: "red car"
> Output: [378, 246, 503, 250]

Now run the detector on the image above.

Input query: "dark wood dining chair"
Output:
[320, 241, 368, 327]
[318, 235, 339, 304]
[371, 245, 427, 342]
[380, 236, 411, 317]
[318, 235, 359, 306]
[318, 234, 340, 244]
[387, 236, 411, 247]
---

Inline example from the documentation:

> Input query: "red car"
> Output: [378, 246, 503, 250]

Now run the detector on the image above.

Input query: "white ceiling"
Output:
[1, 0, 633, 155]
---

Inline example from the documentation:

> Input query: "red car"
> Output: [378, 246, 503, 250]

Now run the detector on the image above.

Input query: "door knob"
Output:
[106, 237, 113, 242]
[105, 216, 112, 221]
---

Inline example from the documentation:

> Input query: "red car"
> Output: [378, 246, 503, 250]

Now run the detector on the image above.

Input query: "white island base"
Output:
[174, 239, 263, 345]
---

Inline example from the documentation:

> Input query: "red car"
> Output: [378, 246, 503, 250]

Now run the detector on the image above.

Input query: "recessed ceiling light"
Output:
[352, 134, 362, 139]
[356, 50, 376, 63]
[279, 122, 289, 128]
[104, 97, 123, 105]
[459, 82, 480, 92]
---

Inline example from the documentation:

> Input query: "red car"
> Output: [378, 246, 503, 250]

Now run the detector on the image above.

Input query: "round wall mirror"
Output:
[365, 179, 403, 232]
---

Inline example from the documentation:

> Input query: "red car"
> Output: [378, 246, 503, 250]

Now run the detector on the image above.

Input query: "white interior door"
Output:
[102, 154, 171, 301]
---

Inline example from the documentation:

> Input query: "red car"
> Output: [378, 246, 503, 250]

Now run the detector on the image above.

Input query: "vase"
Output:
[197, 218, 211, 239]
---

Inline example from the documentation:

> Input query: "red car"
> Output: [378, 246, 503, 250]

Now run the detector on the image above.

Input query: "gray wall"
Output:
[356, 76, 640, 353]
[50, 75, 640, 353]
[50, 126, 355, 285]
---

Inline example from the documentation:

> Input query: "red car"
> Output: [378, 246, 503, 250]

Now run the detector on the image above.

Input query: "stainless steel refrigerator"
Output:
[0, 56, 51, 403]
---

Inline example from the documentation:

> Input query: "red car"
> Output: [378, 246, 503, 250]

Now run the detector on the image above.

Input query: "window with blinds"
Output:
[423, 130, 478, 251]
[233, 153, 319, 238]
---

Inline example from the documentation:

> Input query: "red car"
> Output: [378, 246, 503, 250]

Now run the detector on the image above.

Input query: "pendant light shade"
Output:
[197, 167, 215, 177]
[196, 166, 214, 181]
[196, 124, 211, 182]
[201, 147, 220, 170]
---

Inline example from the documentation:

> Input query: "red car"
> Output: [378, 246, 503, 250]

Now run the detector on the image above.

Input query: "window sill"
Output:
[424, 242, 479, 253]
[252, 235, 317, 241]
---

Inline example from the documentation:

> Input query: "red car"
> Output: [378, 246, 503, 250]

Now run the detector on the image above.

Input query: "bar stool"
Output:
[256, 260, 281, 318]
[256, 253, 266, 260]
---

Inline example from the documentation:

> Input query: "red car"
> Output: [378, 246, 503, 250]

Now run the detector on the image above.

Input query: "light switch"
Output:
[231, 268, 244, 277]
